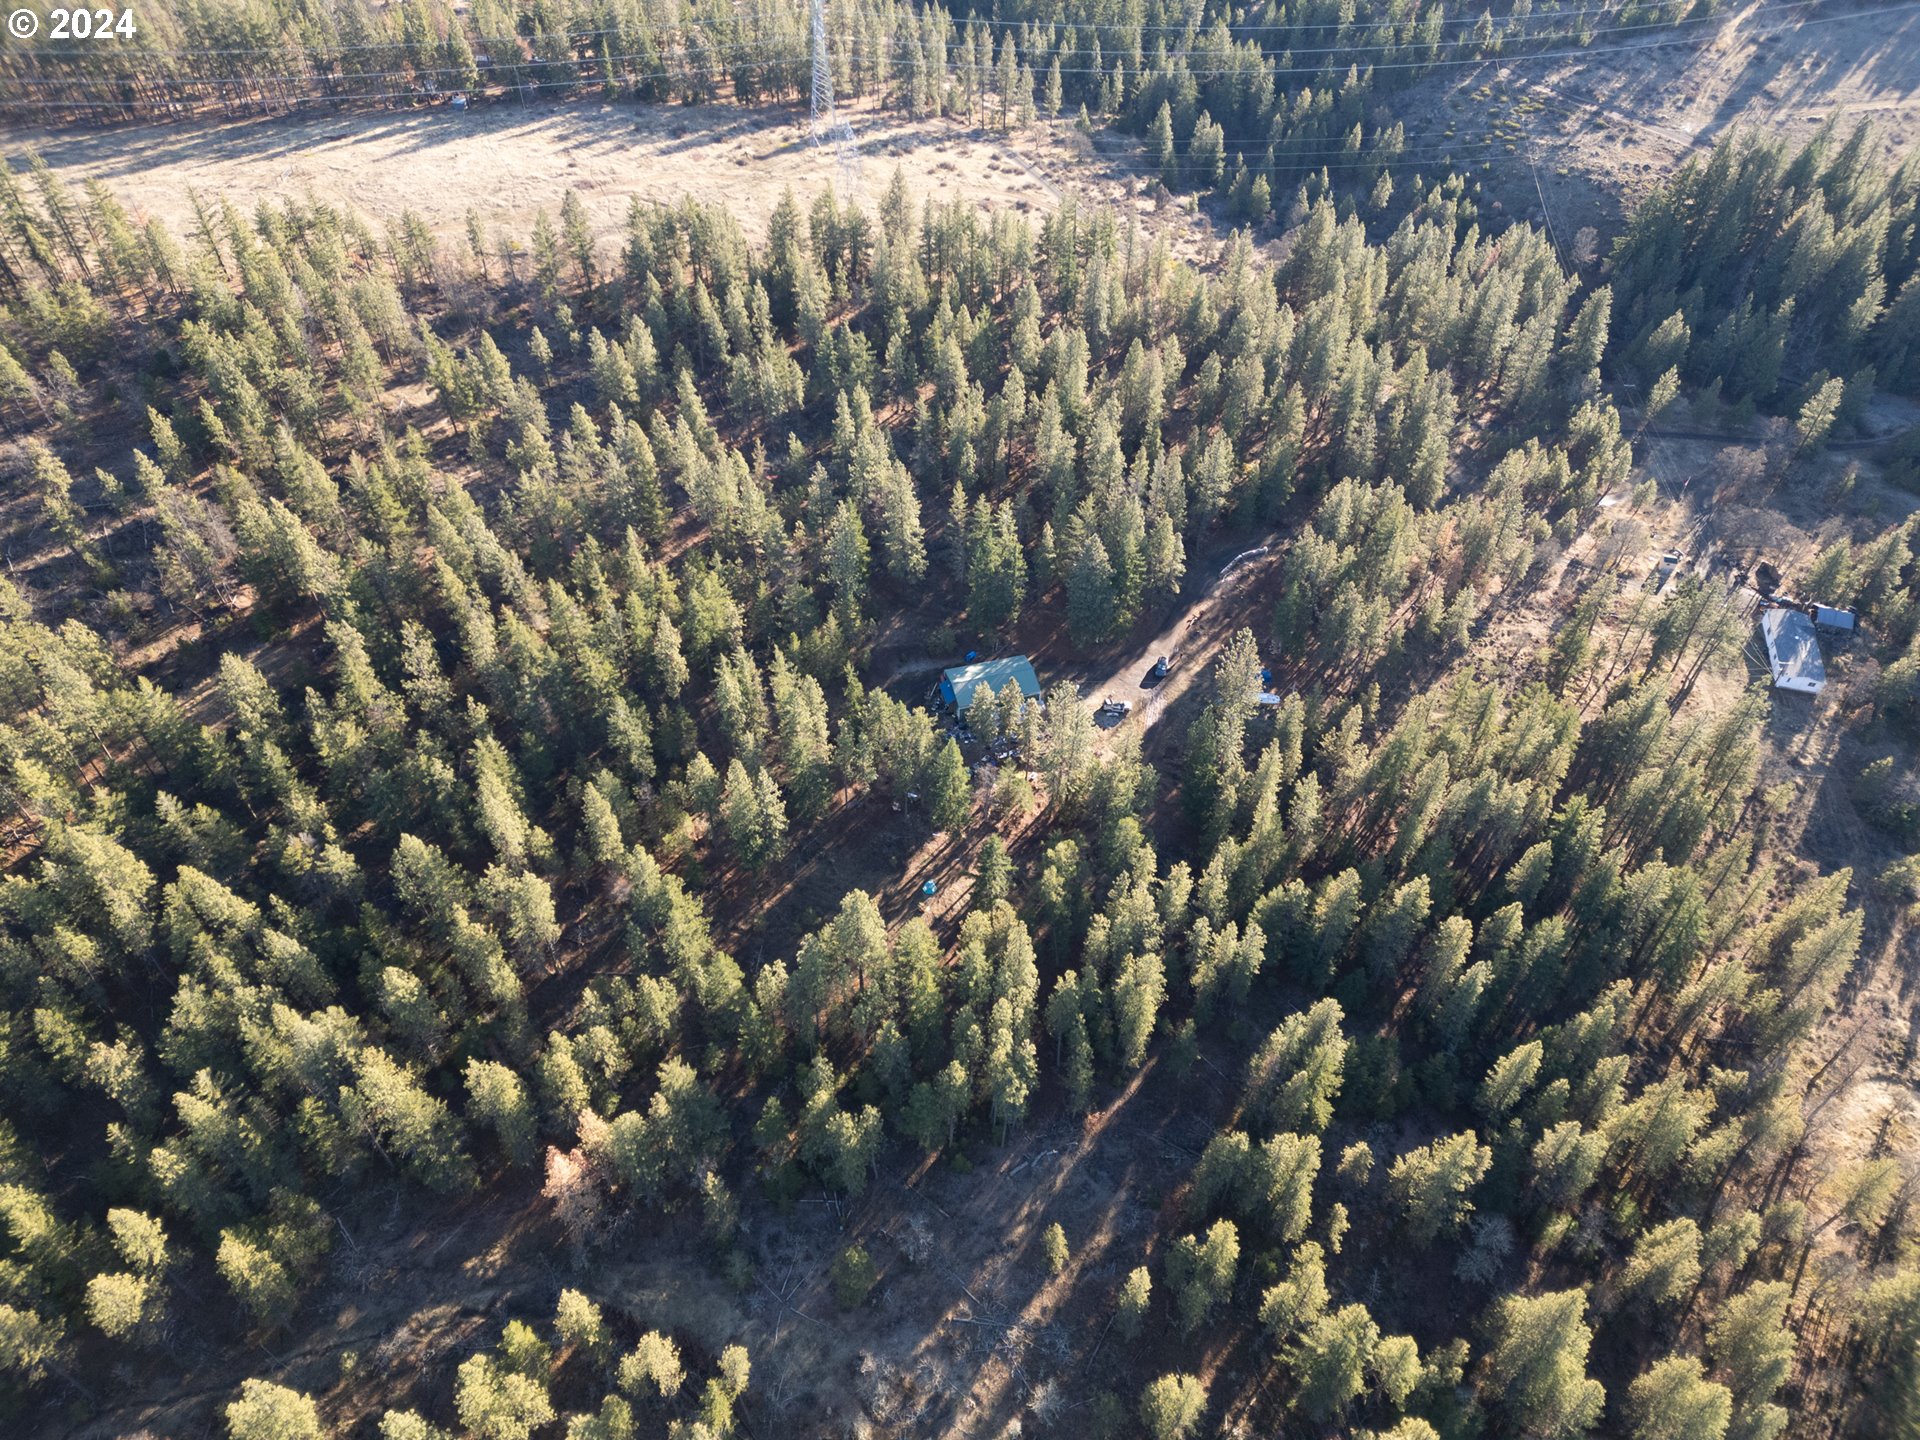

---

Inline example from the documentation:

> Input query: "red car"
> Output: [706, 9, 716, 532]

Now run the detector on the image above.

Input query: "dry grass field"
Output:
[10, 98, 1221, 259]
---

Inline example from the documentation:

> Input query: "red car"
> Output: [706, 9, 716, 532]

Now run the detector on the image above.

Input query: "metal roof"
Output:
[1761, 608, 1826, 693]
[940, 656, 1041, 710]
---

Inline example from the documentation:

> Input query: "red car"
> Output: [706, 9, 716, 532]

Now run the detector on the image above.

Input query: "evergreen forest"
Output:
[1, 15, 1920, 1436]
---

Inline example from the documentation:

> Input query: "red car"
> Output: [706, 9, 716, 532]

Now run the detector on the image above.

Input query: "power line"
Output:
[0, 79, 1572, 179]
[812, 0, 862, 184]
[1055, 146, 1561, 173]
[899, 1, 1920, 76]
[7, 16, 817, 60]
[4, 0, 1863, 67]
[7, 32, 824, 75]
[0, 35, 1591, 157]
[1047, 0, 1841, 58]
[0, 55, 1567, 166]
[1528, 145, 1569, 269]
[0, 54, 813, 109]
[920, 0, 1835, 34]
[9, 0, 1861, 62]
[7, 0, 1912, 113]
[1090, 133, 1511, 157]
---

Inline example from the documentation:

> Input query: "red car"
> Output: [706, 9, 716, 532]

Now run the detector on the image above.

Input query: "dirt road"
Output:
[1086, 539, 1287, 756]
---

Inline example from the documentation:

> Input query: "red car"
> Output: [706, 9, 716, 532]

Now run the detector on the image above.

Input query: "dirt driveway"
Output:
[1084, 538, 1288, 761]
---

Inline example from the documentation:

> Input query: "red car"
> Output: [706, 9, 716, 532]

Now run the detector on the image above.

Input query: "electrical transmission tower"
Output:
[809, 0, 860, 186]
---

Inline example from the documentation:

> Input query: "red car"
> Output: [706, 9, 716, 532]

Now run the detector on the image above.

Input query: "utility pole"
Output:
[810, 0, 860, 187]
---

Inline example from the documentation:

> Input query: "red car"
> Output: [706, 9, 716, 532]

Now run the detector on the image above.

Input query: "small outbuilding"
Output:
[940, 656, 1041, 711]
[1810, 604, 1856, 634]
[1761, 608, 1826, 695]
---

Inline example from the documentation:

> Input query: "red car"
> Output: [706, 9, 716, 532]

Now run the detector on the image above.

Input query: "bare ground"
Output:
[67, 1024, 1276, 1440]
[1399, 0, 1920, 244]
[6, 97, 1220, 260]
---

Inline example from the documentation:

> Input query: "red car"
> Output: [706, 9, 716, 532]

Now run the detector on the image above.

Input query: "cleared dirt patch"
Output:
[1481, 0, 1920, 240]
[9, 98, 1218, 259]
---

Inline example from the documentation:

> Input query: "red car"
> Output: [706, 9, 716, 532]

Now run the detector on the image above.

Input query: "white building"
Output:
[1761, 608, 1826, 695]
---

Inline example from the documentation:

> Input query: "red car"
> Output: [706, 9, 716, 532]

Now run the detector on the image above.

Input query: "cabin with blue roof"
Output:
[939, 656, 1041, 711]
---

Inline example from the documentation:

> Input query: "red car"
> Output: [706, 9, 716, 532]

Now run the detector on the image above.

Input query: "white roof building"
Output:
[1761, 608, 1826, 695]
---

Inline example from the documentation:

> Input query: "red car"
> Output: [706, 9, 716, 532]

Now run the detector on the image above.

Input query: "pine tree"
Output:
[554, 1290, 610, 1362]
[831, 1245, 878, 1309]
[1117, 1266, 1152, 1339]
[1041, 1222, 1069, 1275]
[1708, 1282, 1793, 1440]
[1626, 1357, 1732, 1440]
[1141, 1373, 1207, 1440]
[973, 835, 1013, 910]
[1484, 1290, 1606, 1439]
[616, 1331, 684, 1399]
[1066, 531, 1117, 645]
[456, 1352, 555, 1440]
[926, 738, 971, 832]
[1617, 1219, 1703, 1312]
[719, 759, 771, 868]
[827, 499, 871, 629]
[1167, 1220, 1239, 1334]
[1790, 375, 1845, 469]
[1388, 1132, 1492, 1244]
[1151, 102, 1178, 188]
[1289, 1303, 1383, 1421]
[466, 1060, 538, 1168]
[227, 1381, 323, 1440]
[1245, 1000, 1347, 1134]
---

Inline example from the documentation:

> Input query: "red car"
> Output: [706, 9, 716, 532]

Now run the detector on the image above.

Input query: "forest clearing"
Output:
[7, 0, 1919, 262]
[6, 101, 1136, 250]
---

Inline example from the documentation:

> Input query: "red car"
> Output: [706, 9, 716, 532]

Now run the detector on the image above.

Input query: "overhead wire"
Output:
[908, 0, 1848, 32]
[0, 46, 825, 101]
[1037, 144, 1567, 172]
[5, 0, 1880, 66]
[3, 0, 1872, 61]
[0, 55, 1597, 170]
[867, 0, 1920, 74]
[0, 42, 1686, 166]
[6, 0, 1912, 116]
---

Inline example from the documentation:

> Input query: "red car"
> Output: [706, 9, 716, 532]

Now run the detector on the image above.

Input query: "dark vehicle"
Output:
[1149, 656, 1172, 681]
